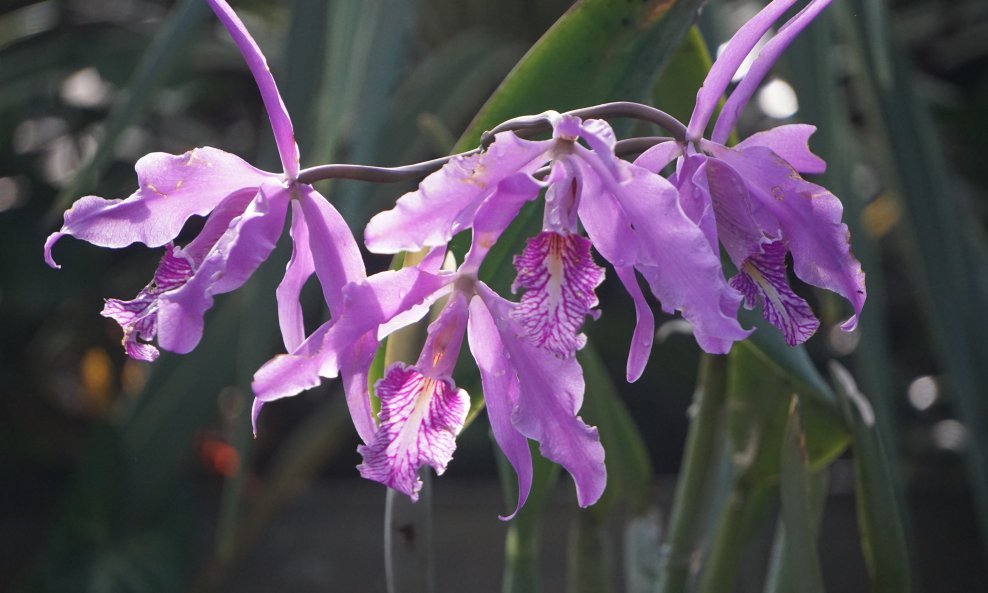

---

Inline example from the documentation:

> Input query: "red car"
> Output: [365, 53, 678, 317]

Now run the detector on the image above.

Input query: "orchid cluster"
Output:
[45, 0, 863, 516]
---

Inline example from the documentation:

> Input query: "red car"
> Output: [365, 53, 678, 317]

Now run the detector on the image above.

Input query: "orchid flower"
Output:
[365, 110, 750, 382]
[253, 174, 605, 516]
[636, 0, 866, 345]
[44, 0, 365, 370]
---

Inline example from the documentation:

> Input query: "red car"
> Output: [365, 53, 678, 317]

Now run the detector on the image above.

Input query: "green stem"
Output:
[694, 484, 772, 593]
[655, 354, 729, 593]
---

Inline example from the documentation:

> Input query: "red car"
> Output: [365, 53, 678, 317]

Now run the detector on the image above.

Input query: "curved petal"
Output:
[687, 0, 799, 139]
[478, 285, 606, 508]
[510, 232, 604, 357]
[712, 145, 866, 329]
[578, 152, 750, 353]
[356, 363, 469, 501]
[276, 201, 314, 351]
[156, 181, 290, 354]
[574, 159, 639, 267]
[633, 140, 683, 173]
[205, 0, 300, 178]
[712, 0, 834, 143]
[364, 133, 551, 253]
[299, 186, 366, 315]
[614, 266, 654, 382]
[461, 171, 542, 273]
[730, 240, 820, 345]
[252, 265, 454, 403]
[734, 124, 826, 175]
[467, 296, 532, 520]
[45, 148, 268, 267]
[704, 156, 778, 265]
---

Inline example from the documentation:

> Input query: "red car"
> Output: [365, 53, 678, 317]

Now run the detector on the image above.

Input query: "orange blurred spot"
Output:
[80, 347, 113, 414]
[197, 434, 241, 477]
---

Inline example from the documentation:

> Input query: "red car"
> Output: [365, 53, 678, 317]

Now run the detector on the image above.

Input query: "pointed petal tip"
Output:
[44, 232, 64, 268]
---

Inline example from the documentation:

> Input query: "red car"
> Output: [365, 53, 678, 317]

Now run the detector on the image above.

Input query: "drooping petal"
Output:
[710, 144, 866, 329]
[298, 186, 366, 315]
[577, 150, 750, 353]
[100, 244, 195, 361]
[511, 231, 604, 358]
[573, 159, 639, 267]
[356, 362, 469, 501]
[730, 240, 820, 345]
[614, 266, 654, 382]
[735, 124, 826, 175]
[252, 265, 454, 404]
[364, 133, 551, 254]
[478, 284, 606, 508]
[467, 296, 532, 520]
[711, 0, 834, 144]
[205, 0, 300, 178]
[687, 0, 799, 139]
[340, 330, 387, 444]
[703, 157, 777, 266]
[45, 148, 269, 267]
[156, 181, 290, 354]
[275, 201, 314, 351]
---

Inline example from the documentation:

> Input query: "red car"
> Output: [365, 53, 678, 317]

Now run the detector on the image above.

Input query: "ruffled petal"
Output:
[710, 144, 866, 329]
[729, 240, 820, 345]
[478, 285, 606, 508]
[356, 363, 469, 501]
[687, 0, 800, 139]
[100, 244, 195, 361]
[364, 133, 551, 253]
[578, 151, 750, 354]
[156, 181, 290, 354]
[45, 148, 268, 267]
[703, 157, 777, 265]
[510, 231, 604, 358]
[735, 124, 826, 175]
[467, 296, 532, 520]
[205, 0, 300, 178]
[614, 266, 654, 382]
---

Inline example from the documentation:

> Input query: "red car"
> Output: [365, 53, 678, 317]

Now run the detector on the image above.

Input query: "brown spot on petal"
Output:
[771, 186, 785, 201]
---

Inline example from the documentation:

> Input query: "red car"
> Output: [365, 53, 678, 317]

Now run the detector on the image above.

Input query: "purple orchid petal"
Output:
[573, 159, 640, 267]
[276, 201, 314, 351]
[205, 0, 300, 178]
[156, 181, 290, 354]
[614, 266, 655, 382]
[712, 0, 834, 144]
[364, 133, 551, 254]
[675, 153, 720, 251]
[703, 157, 777, 266]
[467, 295, 532, 520]
[633, 140, 683, 173]
[478, 284, 606, 508]
[252, 265, 454, 403]
[577, 150, 750, 354]
[687, 0, 799, 139]
[729, 240, 820, 345]
[736, 124, 826, 175]
[298, 186, 366, 314]
[100, 244, 195, 361]
[510, 231, 604, 358]
[417, 292, 469, 376]
[45, 148, 268, 267]
[338, 333, 381, 444]
[710, 144, 865, 330]
[356, 362, 469, 501]
[462, 172, 543, 273]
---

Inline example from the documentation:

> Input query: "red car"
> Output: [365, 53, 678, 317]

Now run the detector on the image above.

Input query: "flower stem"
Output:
[655, 354, 729, 593]
[296, 150, 478, 185]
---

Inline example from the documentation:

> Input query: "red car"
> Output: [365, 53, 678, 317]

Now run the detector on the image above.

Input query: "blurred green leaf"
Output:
[726, 345, 848, 487]
[830, 362, 912, 593]
[454, 0, 705, 150]
[844, 0, 988, 556]
[567, 509, 615, 593]
[777, 397, 826, 593]
[578, 343, 653, 515]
